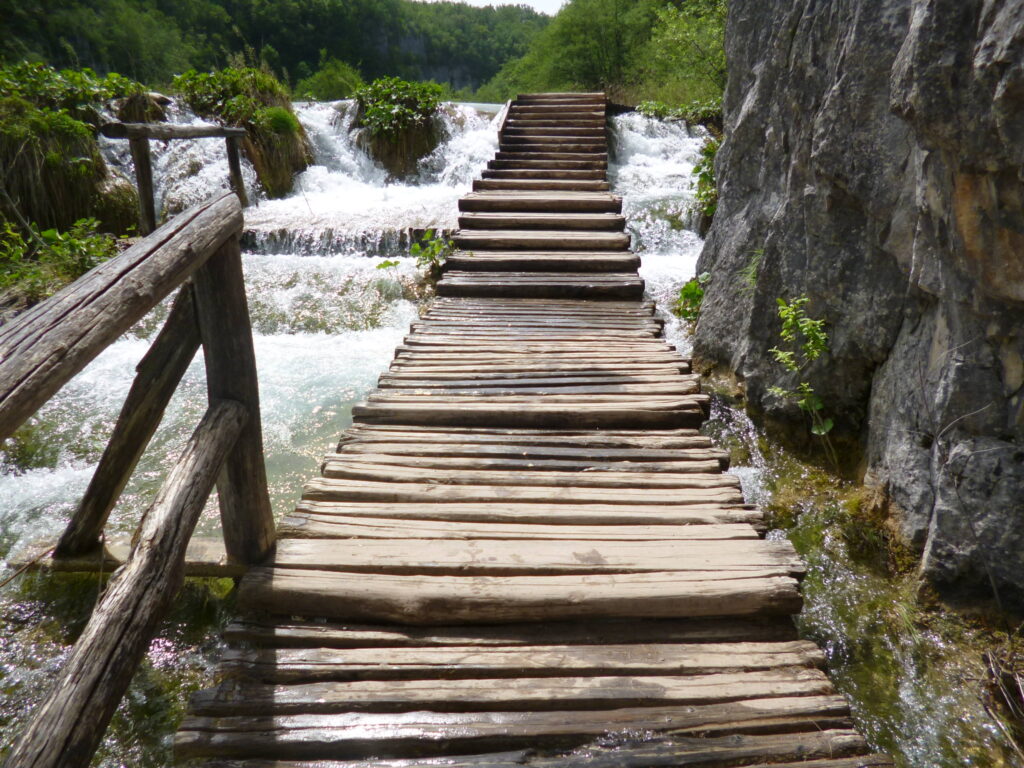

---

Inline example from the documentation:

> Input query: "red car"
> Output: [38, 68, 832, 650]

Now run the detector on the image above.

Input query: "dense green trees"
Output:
[0, 0, 549, 92]
[478, 0, 727, 106]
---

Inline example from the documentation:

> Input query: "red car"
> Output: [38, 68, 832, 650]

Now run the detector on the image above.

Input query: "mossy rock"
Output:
[92, 172, 139, 235]
[115, 92, 170, 124]
[353, 109, 440, 180]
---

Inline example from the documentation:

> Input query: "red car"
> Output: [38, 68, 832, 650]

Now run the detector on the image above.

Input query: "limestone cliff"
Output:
[695, 0, 1024, 606]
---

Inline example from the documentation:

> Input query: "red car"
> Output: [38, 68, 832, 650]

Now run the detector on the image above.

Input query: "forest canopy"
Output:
[0, 0, 550, 91]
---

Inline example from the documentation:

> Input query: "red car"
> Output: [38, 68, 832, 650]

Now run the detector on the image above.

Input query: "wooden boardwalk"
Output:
[176, 93, 890, 767]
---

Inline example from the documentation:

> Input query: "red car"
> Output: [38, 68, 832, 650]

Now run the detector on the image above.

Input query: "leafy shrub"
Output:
[257, 106, 300, 135]
[636, 95, 722, 133]
[410, 229, 453, 278]
[768, 296, 838, 463]
[295, 55, 364, 102]
[693, 135, 719, 221]
[354, 77, 443, 140]
[672, 271, 710, 321]
[0, 62, 141, 125]
[0, 218, 118, 306]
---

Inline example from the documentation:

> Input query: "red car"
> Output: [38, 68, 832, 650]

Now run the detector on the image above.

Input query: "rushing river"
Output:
[0, 103, 1017, 766]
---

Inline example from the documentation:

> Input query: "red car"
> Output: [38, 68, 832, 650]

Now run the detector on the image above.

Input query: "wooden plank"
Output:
[176, 697, 852, 760]
[302, 479, 745, 508]
[327, 450, 723, 472]
[218, 641, 827, 682]
[236, 569, 802, 623]
[458, 213, 625, 230]
[56, 286, 201, 556]
[319, 462, 737, 489]
[269, 538, 804, 577]
[222, 616, 800, 649]
[129, 136, 156, 235]
[0, 192, 241, 443]
[291, 499, 761, 526]
[5, 401, 247, 768]
[101, 122, 247, 140]
[336, 440, 721, 461]
[278, 515, 759, 541]
[190, 668, 833, 715]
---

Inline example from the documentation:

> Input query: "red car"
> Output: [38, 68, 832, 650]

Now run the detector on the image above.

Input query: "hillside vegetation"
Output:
[2, 0, 549, 92]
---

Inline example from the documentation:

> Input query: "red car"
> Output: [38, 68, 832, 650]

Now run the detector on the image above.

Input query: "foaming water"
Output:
[245, 101, 500, 255]
[609, 112, 706, 354]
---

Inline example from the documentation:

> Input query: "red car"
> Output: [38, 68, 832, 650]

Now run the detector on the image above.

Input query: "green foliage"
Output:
[2, 0, 547, 93]
[767, 296, 837, 453]
[672, 271, 710, 322]
[257, 106, 300, 136]
[478, 0, 725, 106]
[0, 62, 141, 124]
[693, 135, 720, 220]
[376, 259, 400, 270]
[294, 54, 364, 101]
[173, 67, 291, 126]
[740, 249, 763, 294]
[0, 218, 118, 305]
[410, 229, 453, 278]
[355, 77, 443, 140]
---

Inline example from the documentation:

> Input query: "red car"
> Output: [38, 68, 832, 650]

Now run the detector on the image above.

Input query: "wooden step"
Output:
[458, 212, 625, 231]
[495, 151, 607, 162]
[500, 136, 606, 148]
[473, 179, 610, 192]
[504, 119, 606, 129]
[482, 168, 607, 180]
[445, 251, 638, 272]
[436, 275, 644, 301]
[458, 193, 620, 213]
[454, 230, 629, 251]
[504, 127, 606, 137]
[234, 569, 803, 625]
[488, 159, 606, 170]
[499, 142, 606, 153]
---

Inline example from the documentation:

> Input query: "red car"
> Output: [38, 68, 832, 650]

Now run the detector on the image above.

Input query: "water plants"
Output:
[692, 135, 719, 222]
[672, 271, 710, 321]
[410, 229, 453, 279]
[354, 77, 442, 140]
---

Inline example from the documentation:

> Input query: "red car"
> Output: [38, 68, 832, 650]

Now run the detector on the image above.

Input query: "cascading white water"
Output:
[609, 112, 708, 354]
[0, 103, 707, 766]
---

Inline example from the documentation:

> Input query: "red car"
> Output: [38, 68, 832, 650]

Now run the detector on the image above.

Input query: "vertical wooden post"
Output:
[191, 235, 275, 564]
[128, 136, 157, 235]
[225, 136, 249, 207]
[55, 287, 202, 557]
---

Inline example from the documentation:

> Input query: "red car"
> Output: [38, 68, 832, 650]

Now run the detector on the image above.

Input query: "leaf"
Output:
[811, 417, 834, 436]
[376, 260, 400, 270]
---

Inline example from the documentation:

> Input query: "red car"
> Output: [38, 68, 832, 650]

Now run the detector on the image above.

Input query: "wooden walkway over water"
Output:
[175, 93, 890, 767]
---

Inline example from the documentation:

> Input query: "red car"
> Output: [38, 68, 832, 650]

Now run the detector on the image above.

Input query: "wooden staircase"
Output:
[174, 92, 890, 767]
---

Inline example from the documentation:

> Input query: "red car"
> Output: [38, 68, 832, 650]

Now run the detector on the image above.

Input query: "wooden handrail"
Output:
[4, 400, 249, 768]
[0, 192, 241, 442]
[101, 121, 249, 234]
[4, 192, 277, 767]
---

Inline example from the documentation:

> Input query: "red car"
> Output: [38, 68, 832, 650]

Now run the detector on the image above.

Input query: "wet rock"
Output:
[92, 171, 139, 235]
[695, 0, 1024, 607]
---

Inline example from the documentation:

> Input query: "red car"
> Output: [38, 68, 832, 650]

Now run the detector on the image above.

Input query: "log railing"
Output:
[1, 191, 274, 768]
[100, 121, 249, 235]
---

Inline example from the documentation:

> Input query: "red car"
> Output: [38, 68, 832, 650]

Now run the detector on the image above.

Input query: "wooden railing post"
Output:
[128, 136, 157, 235]
[4, 401, 248, 768]
[55, 287, 202, 557]
[225, 136, 249, 207]
[191, 234, 275, 564]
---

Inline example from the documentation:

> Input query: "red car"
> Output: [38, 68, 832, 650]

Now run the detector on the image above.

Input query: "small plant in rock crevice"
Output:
[692, 135, 719, 222]
[410, 229, 453, 279]
[672, 271, 710, 321]
[768, 295, 838, 465]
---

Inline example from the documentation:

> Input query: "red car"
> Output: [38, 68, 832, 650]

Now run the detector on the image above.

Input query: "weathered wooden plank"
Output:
[303, 478, 744, 506]
[236, 569, 802, 623]
[269, 538, 804, 577]
[57, 286, 201, 556]
[278, 514, 758, 541]
[129, 136, 157, 234]
[336, 439, 723, 461]
[222, 616, 799, 649]
[0, 192, 241, 443]
[176, 697, 851, 759]
[101, 122, 247, 140]
[458, 213, 626, 230]
[324, 451, 722, 473]
[5, 401, 246, 768]
[319, 462, 737, 490]
[291, 499, 761, 526]
[218, 641, 826, 682]
[190, 668, 833, 716]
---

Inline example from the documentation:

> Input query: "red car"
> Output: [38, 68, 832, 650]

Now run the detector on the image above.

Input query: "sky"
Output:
[413, 0, 565, 14]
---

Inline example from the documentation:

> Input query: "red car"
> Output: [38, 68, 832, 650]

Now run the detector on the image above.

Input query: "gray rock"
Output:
[696, 0, 1024, 607]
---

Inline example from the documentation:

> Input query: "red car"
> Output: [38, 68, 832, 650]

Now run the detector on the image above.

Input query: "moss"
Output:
[92, 173, 140, 235]
[172, 67, 313, 198]
[115, 92, 168, 124]
[352, 77, 444, 179]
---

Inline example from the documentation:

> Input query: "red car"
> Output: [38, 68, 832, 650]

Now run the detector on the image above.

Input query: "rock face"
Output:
[695, 0, 1024, 607]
